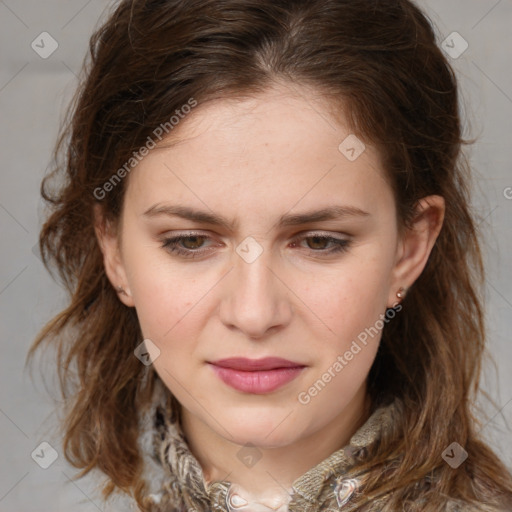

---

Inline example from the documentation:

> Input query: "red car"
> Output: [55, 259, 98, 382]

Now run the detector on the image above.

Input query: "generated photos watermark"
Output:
[298, 304, 402, 405]
[93, 98, 198, 200]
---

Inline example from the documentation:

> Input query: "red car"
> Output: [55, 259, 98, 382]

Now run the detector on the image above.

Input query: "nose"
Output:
[219, 248, 292, 340]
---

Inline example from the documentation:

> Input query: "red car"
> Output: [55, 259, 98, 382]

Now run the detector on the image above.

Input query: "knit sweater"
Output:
[133, 379, 511, 512]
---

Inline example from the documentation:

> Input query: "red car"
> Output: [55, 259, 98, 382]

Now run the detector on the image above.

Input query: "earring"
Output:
[396, 287, 406, 300]
[115, 285, 127, 296]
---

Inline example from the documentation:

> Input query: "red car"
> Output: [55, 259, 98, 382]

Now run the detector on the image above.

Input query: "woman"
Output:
[29, 0, 512, 510]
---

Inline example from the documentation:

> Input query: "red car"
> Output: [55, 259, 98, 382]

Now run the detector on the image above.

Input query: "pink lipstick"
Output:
[208, 357, 305, 394]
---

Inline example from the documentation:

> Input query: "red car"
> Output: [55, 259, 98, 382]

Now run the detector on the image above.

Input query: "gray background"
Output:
[1, 1, 511, 510]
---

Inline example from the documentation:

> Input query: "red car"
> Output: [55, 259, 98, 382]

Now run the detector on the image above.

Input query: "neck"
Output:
[180, 386, 371, 502]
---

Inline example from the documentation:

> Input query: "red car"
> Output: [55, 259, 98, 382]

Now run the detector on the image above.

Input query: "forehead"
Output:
[123, 85, 392, 222]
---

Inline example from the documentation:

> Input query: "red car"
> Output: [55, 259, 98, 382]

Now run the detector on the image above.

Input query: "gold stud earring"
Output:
[396, 287, 406, 300]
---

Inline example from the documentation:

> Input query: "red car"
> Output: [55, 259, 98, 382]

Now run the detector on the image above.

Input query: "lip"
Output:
[208, 357, 306, 394]
[210, 357, 303, 371]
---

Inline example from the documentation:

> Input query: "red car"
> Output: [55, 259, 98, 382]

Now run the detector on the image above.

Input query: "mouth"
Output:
[208, 357, 306, 394]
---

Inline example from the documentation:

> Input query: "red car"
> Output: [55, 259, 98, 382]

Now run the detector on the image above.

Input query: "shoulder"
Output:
[345, 460, 512, 512]
[358, 493, 512, 512]
[441, 499, 512, 512]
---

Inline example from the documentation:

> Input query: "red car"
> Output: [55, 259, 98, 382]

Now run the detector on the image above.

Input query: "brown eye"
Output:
[180, 236, 207, 249]
[305, 236, 330, 250]
[291, 233, 351, 255]
[161, 233, 214, 258]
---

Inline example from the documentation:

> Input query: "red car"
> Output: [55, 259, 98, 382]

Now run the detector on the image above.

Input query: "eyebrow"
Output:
[142, 203, 370, 231]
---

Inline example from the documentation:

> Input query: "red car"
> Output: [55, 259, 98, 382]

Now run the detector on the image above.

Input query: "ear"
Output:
[93, 203, 135, 307]
[387, 195, 445, 308]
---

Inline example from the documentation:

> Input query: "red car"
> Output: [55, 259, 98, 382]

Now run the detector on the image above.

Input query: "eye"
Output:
[161, 231, 351, 260]
[291, 233, 351, 255]
[161, 233, 214, 258]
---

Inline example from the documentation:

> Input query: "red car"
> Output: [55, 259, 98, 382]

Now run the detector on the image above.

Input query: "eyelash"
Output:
[161, 232, 351, 259]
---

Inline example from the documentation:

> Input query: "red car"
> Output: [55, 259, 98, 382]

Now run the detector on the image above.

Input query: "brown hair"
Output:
[28, 0, 512, 509]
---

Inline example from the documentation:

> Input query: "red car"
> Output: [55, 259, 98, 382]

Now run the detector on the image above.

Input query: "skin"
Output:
[95, 83, 445, 503]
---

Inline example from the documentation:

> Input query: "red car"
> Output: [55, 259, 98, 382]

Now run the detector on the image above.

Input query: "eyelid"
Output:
[162, 229, 210, 238]
[292, 229, 349, 239]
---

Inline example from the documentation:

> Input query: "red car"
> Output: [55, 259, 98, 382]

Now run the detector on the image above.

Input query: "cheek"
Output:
[133, 282, 202, 342]
[298, 340, 378, 429]
[292, 256, 391, 341]
[124, 244, 204, 340]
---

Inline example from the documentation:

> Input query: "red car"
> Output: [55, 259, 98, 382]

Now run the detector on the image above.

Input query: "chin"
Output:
[217, 409, 304, 448]
[232, 431, 296, 450]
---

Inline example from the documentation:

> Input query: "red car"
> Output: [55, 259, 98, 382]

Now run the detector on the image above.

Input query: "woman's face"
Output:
[100, 84, 436, 448]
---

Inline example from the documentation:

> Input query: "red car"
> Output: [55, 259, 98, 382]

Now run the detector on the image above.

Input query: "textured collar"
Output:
[138, 379, 397, 512]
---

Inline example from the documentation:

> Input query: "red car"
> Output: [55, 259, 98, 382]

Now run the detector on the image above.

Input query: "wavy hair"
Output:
[28, 0, 512, 509]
